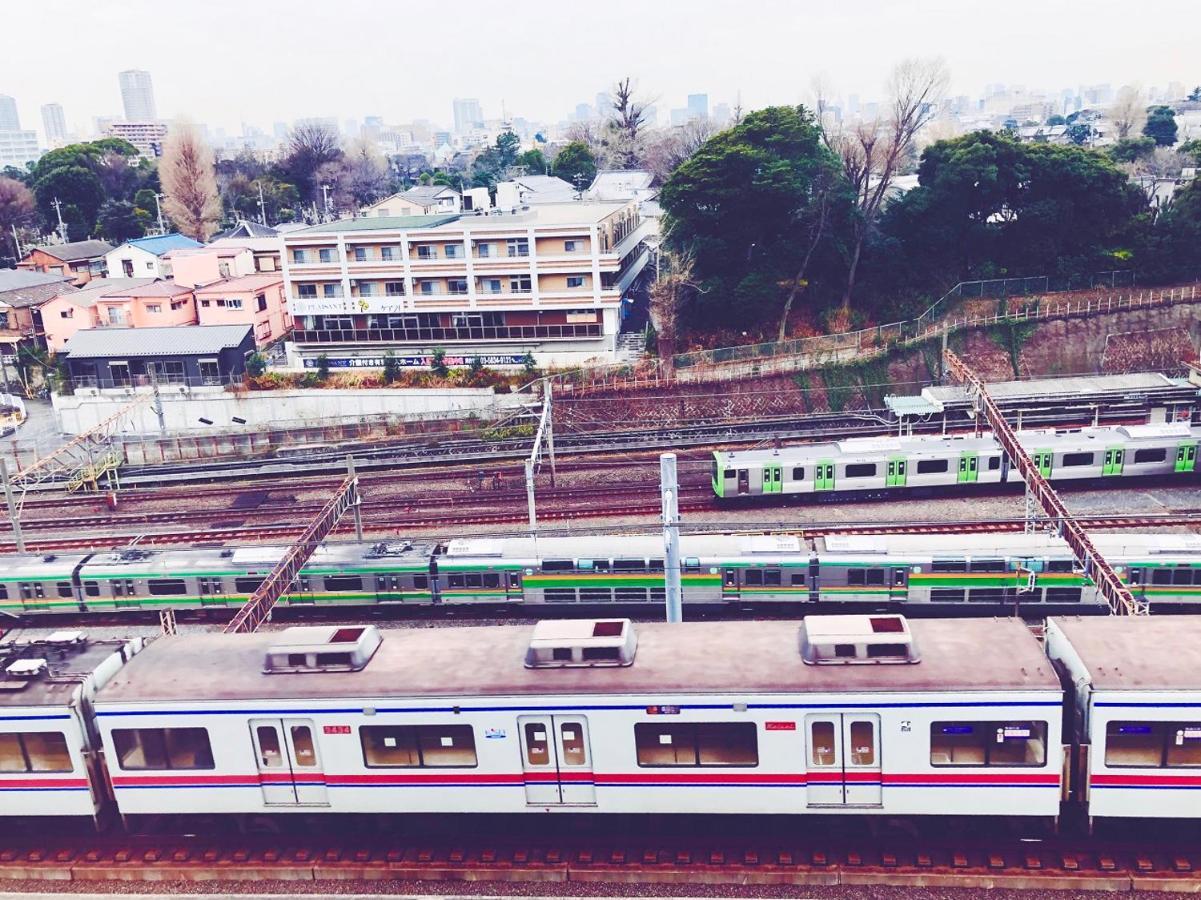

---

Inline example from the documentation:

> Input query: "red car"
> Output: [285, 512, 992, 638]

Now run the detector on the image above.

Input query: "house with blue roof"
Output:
[104, 233, 203, 280]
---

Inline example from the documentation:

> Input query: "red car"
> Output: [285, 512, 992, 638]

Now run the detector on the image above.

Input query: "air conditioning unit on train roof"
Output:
[799, 614, 919, 666]
[263, 625, 382, 674]
[525, 619, 637, 669]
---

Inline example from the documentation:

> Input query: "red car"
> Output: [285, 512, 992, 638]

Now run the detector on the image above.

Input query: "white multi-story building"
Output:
[118, 69, 157, 121]
[101, 121, 168, 158]
[0, 129, 40, 168]
[41, 103, 67, 146]
[281, 201, 654, 369]
[0, 94, 19, 130]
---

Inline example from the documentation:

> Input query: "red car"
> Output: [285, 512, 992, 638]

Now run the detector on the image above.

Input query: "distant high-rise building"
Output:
[687, 93, 709, 120]
[41, 103, 67, 145]
[452, 98, 483, 134]
[712, 103, 731, 126]
[118, 69, 157, 121]
[0, 94, 20, 131]
[595, 91, 610, 119]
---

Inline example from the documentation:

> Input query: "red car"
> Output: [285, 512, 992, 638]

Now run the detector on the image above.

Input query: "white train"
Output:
[712, 423, 1200, 498]
[4, 613, 1201, 825]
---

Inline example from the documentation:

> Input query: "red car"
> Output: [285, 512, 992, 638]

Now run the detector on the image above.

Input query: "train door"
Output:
[736, 469, 750, 495]
[506, 571, 524, 602]
[815, 461, 835, 491]
[1176, 442, 1198, 473]
[722, 569, 740, 600]
[1033, 450, 1053, 478]
[804, 714, 882, 807]
[886, 457, 907, 487]
[1102, 447, 1125, 476]
[518, 715, 596, 806]
[249, 718, 329, 806]
[957, 452, 979, 483]
[889, 567, 908, 600]
[763, 465, 783, 494]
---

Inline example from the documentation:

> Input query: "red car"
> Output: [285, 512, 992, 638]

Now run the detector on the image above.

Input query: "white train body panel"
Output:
[93, 618, 1063, 819]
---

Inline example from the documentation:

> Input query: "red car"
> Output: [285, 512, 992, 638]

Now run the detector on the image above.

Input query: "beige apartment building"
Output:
[281, 200, 653, 370]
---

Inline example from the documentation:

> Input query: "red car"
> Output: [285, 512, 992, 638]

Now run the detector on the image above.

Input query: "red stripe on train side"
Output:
[1092, 773, 1201, 787]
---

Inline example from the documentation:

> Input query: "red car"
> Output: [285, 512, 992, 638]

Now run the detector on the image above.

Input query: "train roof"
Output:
[93, 618, 1058, 706]
[441, 533, 809, 563]
[79, 540, 435, 577]
[0, 552, 92, 580]
[920, 373, 1181, 408]
[1049, 616, 1201, 691]
[0, 631, 135, 708]
[716, 424, 1199, 465]
[816, 532, 1072, 557]
[1089, 533, 1201, 559]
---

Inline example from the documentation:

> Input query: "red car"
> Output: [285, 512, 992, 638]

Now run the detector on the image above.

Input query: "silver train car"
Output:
[712, 424, 1200, 498]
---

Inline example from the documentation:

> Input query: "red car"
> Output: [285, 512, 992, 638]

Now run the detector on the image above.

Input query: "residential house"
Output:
[94, 280, 197, 329]
[0, 270, 74, 360]
[207, 236, 283, 273]
[38, 278, 155, 353]
[16, 240, 113, 286]
[495, 175, 577, 209]
[165, 246, 256, 287]
[104, 233, 202, 279]
[282, 199, 653, 369]
[361, 185, 461, 218]
[212, 220, 279, 240]
[194, 274, 290, 348]
[62, 324, 254, 389]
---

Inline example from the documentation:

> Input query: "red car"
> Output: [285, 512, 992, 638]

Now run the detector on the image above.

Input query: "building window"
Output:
[417, 245, 435, 259]
[297, 284, 317, 298]
[507, 239, 529, 257]
[226, 298, 243, 309]
[420, 281, 433, 295]
[449, 279, 468, 295]
[380, 246, 395, 261]
[318, 248, 334, 263]
[0, 312, 8, 328]
[358, 282, 375, 297]
[146, 304, 162, 313]
[323, 315, 353, 330]
[567, 276, 586, 288]
[291, 249, 308, 264]
[198, 360, 220, 383]
[510, 275, 531, 293]
[256, 294, 267, 312]
[60, 309, 73, 319]
[476, 243, 491, 258]
[385, 282, 404, 297]
[200, 300, 210, 307]
[483, 279, 502, 294]
[170, 300, 186, 310]
[145, 261, 154, 270]
[353, 247, 367, 262]
[445, 245, 462, 259]
[322, 284, 342, 298]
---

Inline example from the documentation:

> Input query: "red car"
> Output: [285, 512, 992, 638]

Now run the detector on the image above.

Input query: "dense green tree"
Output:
[470, 130, 521, 188]
[1047, 114, 1066, 126]
[1138, 178, 1201, 282]
[1109, 136, 1157, 163]
[1143, 106, 1178, 147]
[659, 105, 851, 330]
[96, 201, 145, 243]
[32, 165, 106, 233]
[1179, 139, 1201, 165]
[58, 203, 88, 242]
[514, 148, 548, 175]
[880, 131, 1145, 288]
[551, 141, 597, 189]
[1066, 122, 1093, 145]
[1190, 87, 1201, 102]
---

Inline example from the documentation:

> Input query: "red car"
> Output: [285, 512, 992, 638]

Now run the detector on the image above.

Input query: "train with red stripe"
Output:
[0, 614, 1197, 826]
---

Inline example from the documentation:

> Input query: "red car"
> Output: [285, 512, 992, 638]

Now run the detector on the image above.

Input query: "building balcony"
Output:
[474, 248, 530, 260]
[292, 323, 603, 346]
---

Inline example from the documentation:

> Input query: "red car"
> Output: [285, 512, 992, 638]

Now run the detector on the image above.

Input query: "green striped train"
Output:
[3, 531, 1200, 615]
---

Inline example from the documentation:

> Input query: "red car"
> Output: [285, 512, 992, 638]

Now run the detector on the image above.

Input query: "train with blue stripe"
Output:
[2, 613, 1199, 825]
[712, 423, 1200, 499]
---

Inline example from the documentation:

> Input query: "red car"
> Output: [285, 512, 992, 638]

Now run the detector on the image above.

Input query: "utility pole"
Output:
[321, 184, 332, 221]
[544, 379, 556, 486]
[525, 458, 537, 533]
[660, 453, 682, 623]
[346, 454, 363, 542]
[154, 193, 166, 234]
[147, 365, 166, 437]
[256, 180, 268, 226]
[10, 225, 22, 260]
[0, 458, 25, 554]
[52, 197, 67, 243]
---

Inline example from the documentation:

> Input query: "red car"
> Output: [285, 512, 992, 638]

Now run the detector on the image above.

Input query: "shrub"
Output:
[246, 352, 267, 377]
[430, 348, 448, 377]
[382, 352, 399, 384]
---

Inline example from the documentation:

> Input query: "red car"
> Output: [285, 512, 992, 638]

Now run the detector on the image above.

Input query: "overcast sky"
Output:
[2, 0, 1197, 136]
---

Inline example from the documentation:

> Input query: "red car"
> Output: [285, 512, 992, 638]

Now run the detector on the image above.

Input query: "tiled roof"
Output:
[63, 324, 253, 359]
[0, 281, 78, 308]
[0, 270, 71, 292]
[97, 280, 194, 299]
[119, 233, 204, 256]
[58, 279, 157, 309]
[28, 240, 114, 262]
[399, 185, 458, 204]
[293, 214, 460, 234]
[212, 220, 279, 239]
[193, 273, 283, 294]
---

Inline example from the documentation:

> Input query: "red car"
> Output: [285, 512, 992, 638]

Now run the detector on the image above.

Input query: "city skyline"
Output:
[1, 0, 1198, 139]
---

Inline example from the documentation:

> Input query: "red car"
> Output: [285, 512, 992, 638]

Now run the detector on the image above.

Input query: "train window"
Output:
[763, 570, 782, 586]
[849, 721, 875, 765]
[916, 459, 949, 474]
[448, 575, 464, 588]
[931, 560, 967, 572]
[1133, 448, 1168, 464]
[635, 723, 757, 767]
[723, 469, 735, 480]
[1172, 568, 1193, 586]
[0, 732, 71, 772]
[1046, 560, 1074, 573]
[482, 573, 501, 588]
[290, 726, 317, 767]
[56, 581, 73, 599]
[257, 726, 283, 767]
[1062, 452, 1094, 467]
[648, 559, 665, 571]
[969, 588, 1007, 603]
[147, 579, 187, 596]
[541, 560, 574, 572]
[930, 589, 965, 602]
[864, 569, 885, 586]
[930, 722, 1047, 767]
[413, 575, 429, 589]
[791, 467, 805, 480]
[19, 583, 31, 600]
[791, 572, 806, 586]
[970, 559, 1005, 572]
[1107, 722, 1201, 768]
[613, 560, 644, 571]
[809, 721, 836, 766]
[464, 574, 484, 588]
[0, 584, 7, 599]
[683, 558, 701, 571]
[324, 575, 363, 591]
[560, 723, 587, 765]
[524, 723, 551, 765]
[847, 569, 865, 586]
[360, 725, 476, 768]
[235, 577, 263, 593]
[113, 728, 214, 770]
[988, 456, 1001, 470]
[1152, 569, 1173, 585]
[845, 463, 877, 478]
[744, 570, 763, 586]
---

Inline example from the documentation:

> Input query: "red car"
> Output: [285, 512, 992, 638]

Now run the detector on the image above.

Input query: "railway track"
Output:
[1, 827, 1200, 891]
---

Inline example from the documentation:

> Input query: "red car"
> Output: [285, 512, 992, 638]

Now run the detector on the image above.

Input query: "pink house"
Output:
[194, 274, 291, 348]
[94, 281, 198, 329]
[37, 277, 158, 353]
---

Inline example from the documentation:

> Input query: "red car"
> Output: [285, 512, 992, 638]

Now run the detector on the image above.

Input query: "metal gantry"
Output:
[524, 379, 556, 532]
[944, 349, 1145, 616]
[220, 458, 361, 635]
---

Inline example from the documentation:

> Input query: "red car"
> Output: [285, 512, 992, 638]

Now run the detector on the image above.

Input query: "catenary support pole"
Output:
[525, 458, 537, 532]
[0, 458, 24, 554]
[661, 453, 682, 623]
[346, 454, 363, 542]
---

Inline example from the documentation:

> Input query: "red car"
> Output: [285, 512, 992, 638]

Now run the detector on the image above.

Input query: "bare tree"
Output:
[0, 177, 35, 261]
[343, 138, 391, 207]
[283, 121, 344, 203]
[649, 249, 704, 375]
[643, 118, 716, 183]
[608, 77, 654, 168]
[1109, 85, 1147, 140]
[777, 165, 840, 342]
[160, 124, 221, 241]
[819, 58, 949, 310]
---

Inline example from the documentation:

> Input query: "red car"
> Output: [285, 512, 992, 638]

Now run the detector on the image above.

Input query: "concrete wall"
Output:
[52, 385, 521, 436]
